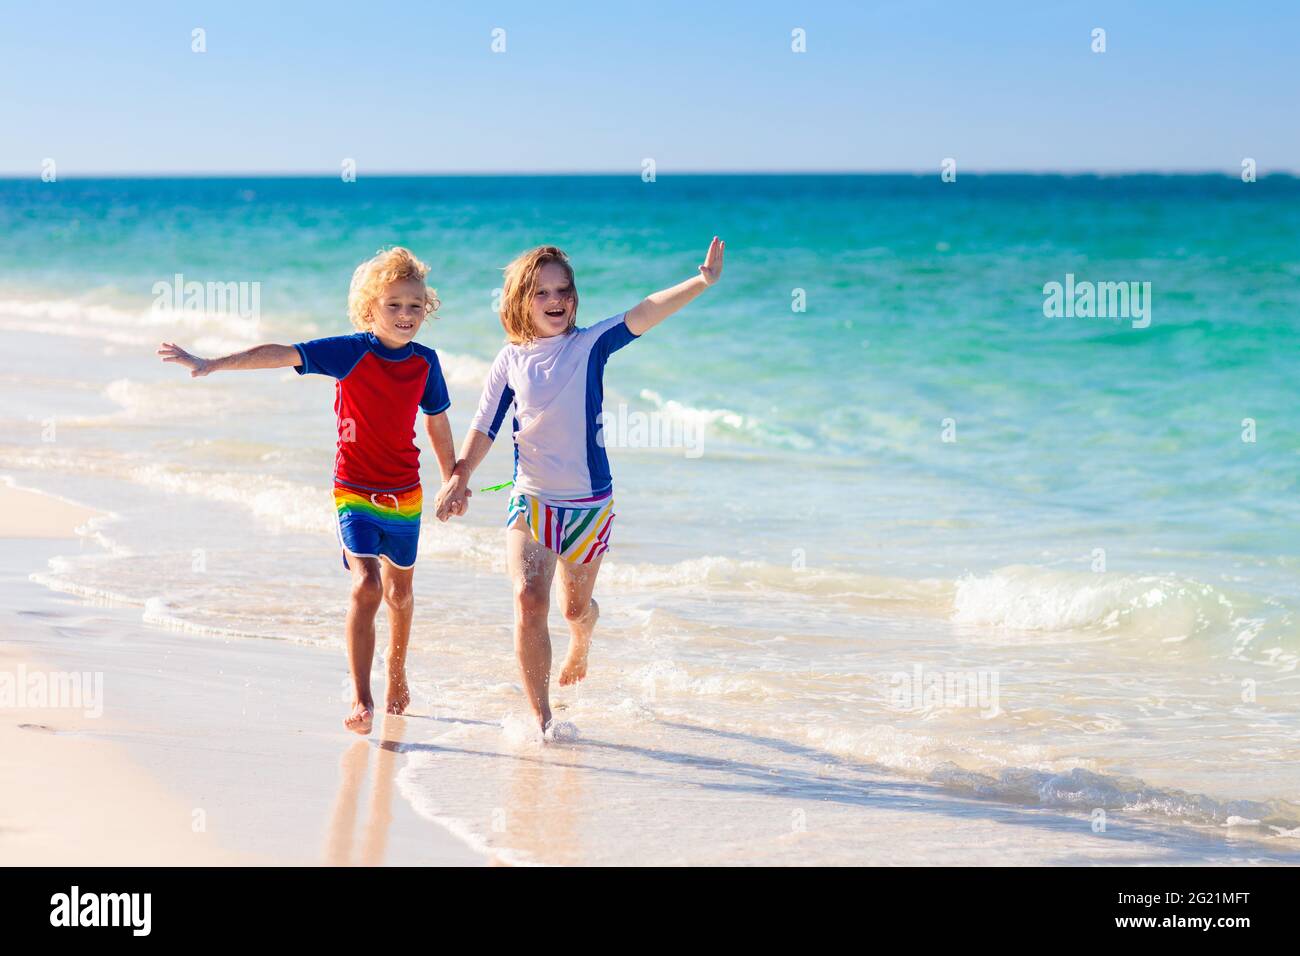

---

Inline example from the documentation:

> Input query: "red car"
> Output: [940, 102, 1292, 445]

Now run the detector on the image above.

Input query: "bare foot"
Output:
[344, 700, 374, 735]
[558, 599, 598, 686]
[385, 672, 410, 715]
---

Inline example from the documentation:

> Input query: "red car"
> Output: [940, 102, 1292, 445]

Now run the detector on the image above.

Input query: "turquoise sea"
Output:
[1, 174, 1298, 862]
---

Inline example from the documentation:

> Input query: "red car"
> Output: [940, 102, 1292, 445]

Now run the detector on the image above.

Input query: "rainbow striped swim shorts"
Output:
[333, 482, 423, 569]
[506, 491, 614, 564]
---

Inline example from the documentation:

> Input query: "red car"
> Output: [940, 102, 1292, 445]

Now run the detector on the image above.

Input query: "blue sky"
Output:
[2, 0, 1295, 175]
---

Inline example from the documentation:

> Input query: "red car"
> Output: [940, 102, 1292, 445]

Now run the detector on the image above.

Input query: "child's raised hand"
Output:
[157, 342, 212, 377]
[698, 236, 725, 286]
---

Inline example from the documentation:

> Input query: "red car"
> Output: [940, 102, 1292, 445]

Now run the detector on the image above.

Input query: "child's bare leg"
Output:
[380, 560, 415, 715]
[344, 556, 384, 734]
[557, 555, 603, 686]
[507, 521, 558, 730]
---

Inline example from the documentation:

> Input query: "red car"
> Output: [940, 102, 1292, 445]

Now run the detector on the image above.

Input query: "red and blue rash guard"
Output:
[293, 332, 450, 493]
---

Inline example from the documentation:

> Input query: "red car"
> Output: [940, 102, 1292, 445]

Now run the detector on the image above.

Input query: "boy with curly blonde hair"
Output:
[158, 247, 458, 734]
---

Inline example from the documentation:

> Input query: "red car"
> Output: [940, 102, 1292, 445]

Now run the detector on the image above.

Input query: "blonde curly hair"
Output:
[347, 247, 440, 331]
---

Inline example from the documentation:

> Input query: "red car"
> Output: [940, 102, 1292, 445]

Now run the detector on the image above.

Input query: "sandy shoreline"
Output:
[0, 485, 216, 863]
[0, 644, 252, 866]
[0, 551, 486, 866]
[0, 478, 104, 540]
[0, 481, 484, 866]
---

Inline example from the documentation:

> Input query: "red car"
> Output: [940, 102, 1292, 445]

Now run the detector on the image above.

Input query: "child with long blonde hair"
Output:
[435, 237, 724, 733]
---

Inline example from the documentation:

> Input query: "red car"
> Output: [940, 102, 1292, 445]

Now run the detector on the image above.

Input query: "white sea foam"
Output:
[665, 706, 1300, 837]
[102, 378, 246, 421]
[9, 439, 1288, 660]
[638, 387, 815, 451]
[632, 659, 773, 701]
[926, 762, 1300, 833]
[28, 571, 141, 607]
[0, 295, 262, 353]
[139, 597, 330, 646]
[435, 350, 493, 387]
[952, 565, 1241, 644]
[545, 720, 580, 742]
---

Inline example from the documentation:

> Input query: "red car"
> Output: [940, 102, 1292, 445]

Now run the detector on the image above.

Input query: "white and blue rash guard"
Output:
[469, 312, 639, 506]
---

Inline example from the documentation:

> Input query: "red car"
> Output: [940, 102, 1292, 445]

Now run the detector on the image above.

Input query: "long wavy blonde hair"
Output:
[499, 245, 578, 345]
[347, 247, 440, 331]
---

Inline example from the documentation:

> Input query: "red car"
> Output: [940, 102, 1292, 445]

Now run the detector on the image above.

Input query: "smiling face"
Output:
[529, 262, 577, 339]
[368, 277, 430, 348]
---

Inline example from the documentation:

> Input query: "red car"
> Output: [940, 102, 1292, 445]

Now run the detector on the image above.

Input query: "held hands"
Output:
[434, 473, 472, 522]
[698, 236, 725, 286]
[157, 342, 212, 377]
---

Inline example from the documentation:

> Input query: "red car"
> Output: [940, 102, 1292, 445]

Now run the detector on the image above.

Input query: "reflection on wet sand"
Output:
[494, 746, 583, 866]
[324, 715, 405, 865]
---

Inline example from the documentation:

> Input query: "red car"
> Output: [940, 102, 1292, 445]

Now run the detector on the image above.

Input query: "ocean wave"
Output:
[129, 463, 338, 534]
[0, 291, 496, 389]
[435, 350, 493, 387]
[758, 712, 1300, 840]
[927, 762, 1300, 836]
[637, 388, 816, 452]
[29, 554, 334, 648]
[953, 564, 1240, 641]
[0, 447, 338, 536]
[0, 294, 262, 354]
[599, 553, 954, 610]
[631, 659, 774, 701]
[140, 597, 331, 647]
[6, 443, 1294, 665]
[29, 568, 146, 608]
[40, 378, 261, 428]
[1, 442, 946, 607]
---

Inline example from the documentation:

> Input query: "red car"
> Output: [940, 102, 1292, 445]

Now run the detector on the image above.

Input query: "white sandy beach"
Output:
[0, 485, 244, 864]
[0, 478, 103, 538]
[0, 647, 249, 866]
[0, 485, 483, 866]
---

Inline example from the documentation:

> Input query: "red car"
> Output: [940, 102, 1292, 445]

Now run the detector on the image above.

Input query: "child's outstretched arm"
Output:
[625, 236, 724, 336]
[157, 342, 301, 377]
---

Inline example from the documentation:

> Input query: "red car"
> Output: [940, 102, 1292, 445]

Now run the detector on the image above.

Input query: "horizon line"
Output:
[1, 168, 1294, 180]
